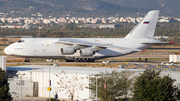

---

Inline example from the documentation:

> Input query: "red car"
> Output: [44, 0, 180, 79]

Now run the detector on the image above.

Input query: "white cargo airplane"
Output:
[4, 10, 169, 62]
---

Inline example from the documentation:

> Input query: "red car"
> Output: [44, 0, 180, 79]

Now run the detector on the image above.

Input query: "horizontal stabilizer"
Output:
[141, 42, 172, 45]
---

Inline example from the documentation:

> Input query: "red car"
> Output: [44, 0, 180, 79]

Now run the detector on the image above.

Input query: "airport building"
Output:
[7, 65, 132, 100]
[5, 64, 180, 100]
[1, 56, 180, 100]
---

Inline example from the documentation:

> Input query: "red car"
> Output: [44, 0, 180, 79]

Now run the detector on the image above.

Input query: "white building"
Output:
[159, 19, 169, 22]
[6, 64, 180, 100]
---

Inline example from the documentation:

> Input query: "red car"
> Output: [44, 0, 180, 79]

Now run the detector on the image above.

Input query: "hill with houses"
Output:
[0, 0, 180, 17]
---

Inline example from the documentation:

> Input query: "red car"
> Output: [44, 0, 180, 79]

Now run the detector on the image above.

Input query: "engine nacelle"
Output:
[61, 47, 76, 55]
[80, 49, 95, 56]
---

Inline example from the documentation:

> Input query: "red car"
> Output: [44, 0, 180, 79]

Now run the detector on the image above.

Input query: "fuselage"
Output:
[4, 38, 160, 61]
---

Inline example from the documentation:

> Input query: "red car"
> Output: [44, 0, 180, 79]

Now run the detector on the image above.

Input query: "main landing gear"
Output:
[24, 58, 30, 62]
[66, 58, 95, 62]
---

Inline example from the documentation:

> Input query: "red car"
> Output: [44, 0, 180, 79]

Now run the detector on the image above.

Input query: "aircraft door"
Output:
[34, 50, 38, 56]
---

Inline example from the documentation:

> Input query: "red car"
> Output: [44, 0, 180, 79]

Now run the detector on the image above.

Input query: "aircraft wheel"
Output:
[75, 60, 80, 62]
[66, 60, 73, 62]
[66, 60, 69, 62]
[91, 59, 95, 62]
[25, 60, 30, 62]
[87, 59, 91, 62]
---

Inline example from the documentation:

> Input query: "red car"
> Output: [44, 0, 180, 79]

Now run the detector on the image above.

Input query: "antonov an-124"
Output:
[4, 10, 170, 62]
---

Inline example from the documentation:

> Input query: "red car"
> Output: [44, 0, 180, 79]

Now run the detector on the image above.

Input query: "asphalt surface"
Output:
[5, 53, 169, 65]
[117, 54, 169, 58]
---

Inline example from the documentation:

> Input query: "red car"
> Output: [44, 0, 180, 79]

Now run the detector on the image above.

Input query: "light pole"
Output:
[96, 77, 98, 101]
[166, 63, 174, 77]
[102, 61, 109, 98]
[102, 61, 109, 79]
[13, 76, 18, 101]
[95, 76, 101, 101]
[161, 62, 164, 71]
[91, 75, 101, 101]
[46, 59, 52, 101]
[16, 73, 25, 101]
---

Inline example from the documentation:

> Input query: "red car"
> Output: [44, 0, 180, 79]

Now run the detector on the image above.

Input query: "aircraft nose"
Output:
[4, 46, 13, 55]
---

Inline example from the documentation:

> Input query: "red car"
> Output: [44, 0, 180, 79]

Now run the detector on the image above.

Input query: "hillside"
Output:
[101, 0, 180, 12]
[0, 0, 180, 17]
[101, 0, 180, 16]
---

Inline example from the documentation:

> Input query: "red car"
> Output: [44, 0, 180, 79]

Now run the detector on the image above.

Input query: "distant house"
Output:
[0, 25, 22, 29]
[0, 25, 14, 28]
[159, 19, 169, 22]
[82, 24, 120, 29]
[6, 35, 33, 38]
[153, 36, 168, 40]
[13, 26, 22, 28]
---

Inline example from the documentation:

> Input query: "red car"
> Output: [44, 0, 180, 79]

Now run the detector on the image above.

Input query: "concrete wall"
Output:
[12, 69, 90, 99]
[8, 79, 33, 97]
[0, 56, 7, 71]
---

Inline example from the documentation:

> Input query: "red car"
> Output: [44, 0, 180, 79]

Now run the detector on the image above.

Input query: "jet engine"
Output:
[80, 49, 95, 56]
[61, 47, 76, 55]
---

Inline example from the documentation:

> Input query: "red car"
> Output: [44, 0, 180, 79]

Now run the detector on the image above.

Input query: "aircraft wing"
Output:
[55, 39, 130, 51]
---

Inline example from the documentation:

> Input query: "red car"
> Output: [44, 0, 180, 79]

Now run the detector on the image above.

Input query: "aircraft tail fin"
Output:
[125, 10, 159, 39]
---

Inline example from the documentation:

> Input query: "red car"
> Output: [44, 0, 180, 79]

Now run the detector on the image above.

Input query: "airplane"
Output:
[4, 10, 170, 62]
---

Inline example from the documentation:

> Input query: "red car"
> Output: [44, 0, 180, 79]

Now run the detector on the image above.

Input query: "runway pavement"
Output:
[5, 53, 170, 66]
[117, 54, 169, 58]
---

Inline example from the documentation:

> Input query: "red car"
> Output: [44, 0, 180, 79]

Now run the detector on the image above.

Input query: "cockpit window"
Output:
[18, 40, 25, 43]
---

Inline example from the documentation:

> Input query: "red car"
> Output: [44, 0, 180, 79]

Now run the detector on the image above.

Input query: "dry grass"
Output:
[0, 46, 6, 49]
[145, 49, 180, 53]
[98, 58, 169, 62]
[151, 45, 180, 48]
[142, 65, 150, 67]
[125, 64, 137, 69]
[6, 62, 125, 68]
[0, 38, 20, 44]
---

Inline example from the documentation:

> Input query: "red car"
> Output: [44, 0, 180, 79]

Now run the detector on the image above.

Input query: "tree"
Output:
[56, 70, 88, 101]
[88, 70, 133, 101]
[176, 89, 180, 100]
[0, 68, 12, 101]
[132, 69, 176, 101]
